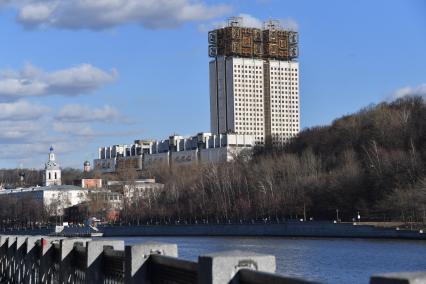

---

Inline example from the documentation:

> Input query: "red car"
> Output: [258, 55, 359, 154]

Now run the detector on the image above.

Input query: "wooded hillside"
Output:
[137, 96, 426, 223]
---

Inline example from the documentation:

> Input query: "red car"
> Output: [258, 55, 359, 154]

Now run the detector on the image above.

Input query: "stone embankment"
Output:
[99, 221, 426, 240]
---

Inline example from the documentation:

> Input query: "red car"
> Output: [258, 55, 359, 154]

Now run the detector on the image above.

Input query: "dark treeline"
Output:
[122, 96, 426, 224]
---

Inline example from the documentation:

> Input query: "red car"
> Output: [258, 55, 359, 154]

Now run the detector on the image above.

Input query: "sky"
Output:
[0, 0, 425, 169]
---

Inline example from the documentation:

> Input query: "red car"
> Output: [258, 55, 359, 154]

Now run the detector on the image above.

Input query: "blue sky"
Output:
[0, 0, 425, 169]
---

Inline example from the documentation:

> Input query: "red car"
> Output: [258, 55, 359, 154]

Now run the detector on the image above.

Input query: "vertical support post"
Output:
[124, 242, 177, 284]
[24, 236, 42, 284]
[198, 250, 276, 284]
[14, 236, 28, 284]
[85, 240, 124, 283]
[0, 235, 8, 282]
[38, 237, 64, 284]
[59, 238, 91, 284]
[38, 237, 54, 284]
[6, 235, 17, 282]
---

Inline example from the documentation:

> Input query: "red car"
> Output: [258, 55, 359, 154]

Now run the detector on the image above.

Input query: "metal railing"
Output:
[104, 246, 125, 284]
[0, 234, 424, 284]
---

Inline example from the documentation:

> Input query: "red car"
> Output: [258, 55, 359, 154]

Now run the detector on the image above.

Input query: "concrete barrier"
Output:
[370, 272, 426, 284]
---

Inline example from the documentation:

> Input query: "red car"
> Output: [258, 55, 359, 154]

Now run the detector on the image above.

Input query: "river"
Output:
[105, 236, 426, 284]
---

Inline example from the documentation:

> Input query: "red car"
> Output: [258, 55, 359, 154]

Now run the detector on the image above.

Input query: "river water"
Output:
[106, 236, 426, 284]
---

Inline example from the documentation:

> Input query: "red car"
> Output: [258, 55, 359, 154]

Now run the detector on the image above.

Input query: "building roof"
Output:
[0, 184, 87, 195]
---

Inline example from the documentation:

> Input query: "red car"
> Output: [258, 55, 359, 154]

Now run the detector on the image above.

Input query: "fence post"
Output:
[370, 271, 426, 284]
[59, 238, 91, 284]
[6, 235, 17, 282]
[124, 242, 178, 284]
[198, 250, 276, 284]
[24, 236, 42, 284]
[85, 240, 124, 283]
[14, 236, 28, 284]
[0, 235, 8, 282]
[38, 237, 64, 284]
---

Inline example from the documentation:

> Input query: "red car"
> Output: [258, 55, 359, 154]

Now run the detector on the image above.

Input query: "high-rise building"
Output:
[209, 17, 300, 146]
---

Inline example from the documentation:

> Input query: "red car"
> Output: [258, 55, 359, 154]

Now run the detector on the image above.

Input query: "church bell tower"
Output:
[44, 146, 62, 186]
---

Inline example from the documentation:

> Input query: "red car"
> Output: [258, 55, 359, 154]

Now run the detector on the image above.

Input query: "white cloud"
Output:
[57, 104, 122, 122]
[0, 120, 43, 142]
[0, 100, 49, 120]
[6, 0, 232, 30]
[53, 121, 96, 138]
[391, 83, 426, 100]
[0, 63, 117, 100]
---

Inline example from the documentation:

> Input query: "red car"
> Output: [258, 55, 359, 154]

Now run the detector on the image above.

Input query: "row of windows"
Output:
[270, 67, 298, 71]
[234, 65, 262, 69]
[271, 85, 298, 89]
[233, 65, 298, 72]
[271, 101, 298, 105]
[236, 104, 263, 108]
[271, 98, 298, 103]
[272, 123, 299, 127]
[234, 70, 263, 74]
[271, 130, 299, 134]
[271, 95, 297, 99]
[236, 97, 263, 101]
[271, 74, 298, 78]
[271, 115, 299, 119]
[235, 77, 263, 81]
[235, 114, 263, 118]
[272, 117, 299, 120]
[235, 128, 264, 133]
[271, 72, 298, 76]
[272, 109, 299, 113]
[271, 81, 298, 85]
[235, 90, 263, 94]
[271, 82, 297, 86]
[272, 92, 299, 95]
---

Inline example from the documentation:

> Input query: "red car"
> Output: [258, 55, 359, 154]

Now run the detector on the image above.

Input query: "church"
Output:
[44, 146, 62, 186]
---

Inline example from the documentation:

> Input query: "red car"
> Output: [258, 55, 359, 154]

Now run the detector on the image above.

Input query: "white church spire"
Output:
[44, 146, 61, 186]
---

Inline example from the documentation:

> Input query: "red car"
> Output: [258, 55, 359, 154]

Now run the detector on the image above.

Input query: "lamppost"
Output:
[336, 209, 339, 222]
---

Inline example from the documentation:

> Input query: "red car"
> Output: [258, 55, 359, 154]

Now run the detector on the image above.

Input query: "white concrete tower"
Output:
[44, 146, 61, 186]
[208, 17, 300, 146]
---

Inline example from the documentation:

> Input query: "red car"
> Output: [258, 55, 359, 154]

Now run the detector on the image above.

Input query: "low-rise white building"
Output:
[107, 179, 164, 200]
[0, 185, 89, 216]
[94, 132, 254, 172]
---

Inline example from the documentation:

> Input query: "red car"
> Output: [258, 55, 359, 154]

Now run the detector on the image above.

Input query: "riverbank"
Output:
[98, 221, 426, 240]
[3, 221, 425, 240]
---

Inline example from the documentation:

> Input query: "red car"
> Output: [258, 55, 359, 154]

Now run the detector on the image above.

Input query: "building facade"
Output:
[106, 179, 164, 200]
[94, 132, 254, 173]
[44, 146, 62, 186]
[209, 17, 300, 146]
[0, 185, 89, 216]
